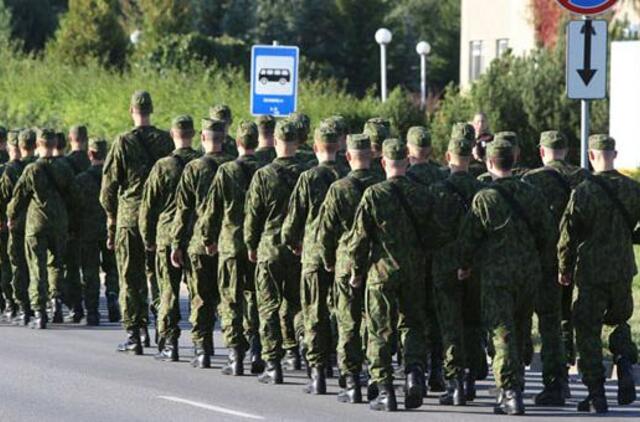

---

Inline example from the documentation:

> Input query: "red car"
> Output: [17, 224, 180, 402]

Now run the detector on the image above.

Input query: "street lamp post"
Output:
[375, 28, 392, 102]
[416, 41, 431, 110]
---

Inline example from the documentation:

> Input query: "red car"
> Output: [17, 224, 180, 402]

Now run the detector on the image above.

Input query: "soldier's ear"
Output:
[539, 147, 545, 159]
[445, 151, 451, 163]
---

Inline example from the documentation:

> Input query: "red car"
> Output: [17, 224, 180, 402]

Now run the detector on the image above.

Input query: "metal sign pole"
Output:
[381, 43, 388, 102]
[420, 54, 426, 109]
[580, 15, 590, 170]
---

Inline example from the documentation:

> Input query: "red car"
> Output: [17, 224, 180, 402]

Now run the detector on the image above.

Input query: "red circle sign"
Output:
[555, 0, 618, 15]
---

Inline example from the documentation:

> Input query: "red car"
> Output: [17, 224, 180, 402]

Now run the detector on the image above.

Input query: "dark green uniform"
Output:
[255, 146, 276, 166]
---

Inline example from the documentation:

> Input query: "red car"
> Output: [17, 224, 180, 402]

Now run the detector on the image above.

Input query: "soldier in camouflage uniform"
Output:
[171, 118, 233, 367]
[210, 104, 239, 159]
[317, 133, 384, 403]
[521, 131, 588, 405]
[348, 139, 436, 412]
[0, 130, 19, 320]
[101, 91, 173, 355]
[7, 128, 82, 329]
[558, 135, 639, 413]
[405, 126, 447, 393]
[139, 115, 201, 361]
[283, 123, 348, 394]
[362, 120, 389, 179]
[458, 138, 553, 416]
[200, 121, 266, 375]
[255, 115, 277, 165]
[244, 120, 306, 384]
[290, 112, 316, 167]
[326, 115, 350, 172]
[429, 132, 485, 406]
[477, 132, 529, 183]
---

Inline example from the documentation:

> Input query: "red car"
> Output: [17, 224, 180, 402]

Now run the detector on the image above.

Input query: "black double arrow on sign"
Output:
[578, 19, 597, 86]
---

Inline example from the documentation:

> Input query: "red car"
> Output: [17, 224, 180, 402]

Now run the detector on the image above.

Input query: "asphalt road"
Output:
[1, 297, 639, 422]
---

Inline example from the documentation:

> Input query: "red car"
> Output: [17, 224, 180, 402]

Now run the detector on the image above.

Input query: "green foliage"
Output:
[430, 84, 473, 161]
[4, 0, 59, 52]
[0, 0, 12, 47]
[378, 87, 425, 137]
[47, 0, 129, 69]
[138, 0, 192, 39]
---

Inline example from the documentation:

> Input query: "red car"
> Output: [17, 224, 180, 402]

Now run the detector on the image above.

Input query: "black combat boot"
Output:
[404, 367, 425, 409]
[155, 338, 179, 362]
[282, 347, 301, 371]
[191, 346, 211, 369]
[29, 311, 47, 329]
[222, 348, 245, 376]
[369, 383, 397, 412]
[249, 337, 265, 375]
[428, 360, 446, 392]
[367, 380, 379, 401]
[561, 367, 571, 399]
[86, 310, 100, 326]
[50, 298, 63, 323]
[303, 366, 327, 395]
[64, 304, 84, 323]
[577, 379, 608, 413]
[534, 379, 565, 406]
[258, 360, 283, 385]
[615, 356, 637, 405]
[465, 370, 477, 401]
[337, 374, 362, 404]
[440, 373, 466, 406]
[14, 306, 33, 327]
[495, 388, 525, 415]
[140, 325, 151, 348]
[117, 329, 143, 355]
[106, 292, 120, 322]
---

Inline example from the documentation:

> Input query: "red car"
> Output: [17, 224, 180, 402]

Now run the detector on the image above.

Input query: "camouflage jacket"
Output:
[7, 157, 82, 237]
[282, 160, 348, 270]
[75, 164, 108, 242]
[201, 155, 263, 257]
[316, 168, 383, 278]
[429, 171, 485, 276]
[139, 147, 201, 249]
[0, 158, 28, 231]
[347, 175, 436, 283]
[370, 157, 385, 180]
[458, 176, 553, 286]
[477, 165, 530, 183]
[0, 149, 8, 165]
[65, 150, 91, 175]
[255, 146, 276, 166]
[171, 151, 233, 254]
[558, 170, 640, 285]
[244, 156, 306, 262]
[407, 161, 446, 187]
[223, 134, 238, 158]
[100, 126, 173, 236]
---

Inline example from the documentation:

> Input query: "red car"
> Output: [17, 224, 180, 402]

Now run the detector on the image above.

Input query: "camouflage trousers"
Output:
[101, 242, 119, 297]
[25, 232, 66, 312]
[78, 239, 106, 313]
[574, 279, 638, 386]
[482, 279, 535, 391]
[156, 247, 185, 343]
[186, 252, 218, 351]
[334, 273, 365, 376]
[366, 274, 426, 386]
[300, 267, 333, 367]
[243, 288, 260, 350]
[424, 272, 444, 371]
[115, 226, 148, 331]
[255, 251, 301, 362]
[8, 229, 29, 311]
[145, 249, 158, 325]
[218, 254, 252, 351]
[63, 237, 82, 309]
[533, 273, 566, 386]
[433, 272, 484, 379]
[561, 284, 576, 366]
[0, 229, 12, 308]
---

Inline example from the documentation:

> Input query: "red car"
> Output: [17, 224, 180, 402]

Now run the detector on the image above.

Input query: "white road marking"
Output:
[158, 395, 265, 420]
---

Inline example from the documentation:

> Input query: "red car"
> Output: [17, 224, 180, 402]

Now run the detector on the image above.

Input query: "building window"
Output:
[496, 38, 509, 57]
[469, 40, 483, 82]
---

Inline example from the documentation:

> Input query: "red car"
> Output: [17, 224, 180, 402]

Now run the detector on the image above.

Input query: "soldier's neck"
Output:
[449, 164, 468, 174]
[258, 136, 274, 149]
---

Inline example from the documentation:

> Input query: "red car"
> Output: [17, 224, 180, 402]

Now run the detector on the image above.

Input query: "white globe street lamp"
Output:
[130, 29, 142, 46]
[416, 41, 431, 110]
[375, 28, 392, 102]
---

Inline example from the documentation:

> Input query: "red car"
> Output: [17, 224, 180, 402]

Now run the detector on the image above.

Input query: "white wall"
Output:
[610, 41, 640, 170]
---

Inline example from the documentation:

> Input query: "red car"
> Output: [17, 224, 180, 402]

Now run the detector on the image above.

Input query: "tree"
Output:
[0, 0, 12, 47]
[48, 0, 129, 69]
[4, 0, 58, 52]
[138, 0, 192, 41]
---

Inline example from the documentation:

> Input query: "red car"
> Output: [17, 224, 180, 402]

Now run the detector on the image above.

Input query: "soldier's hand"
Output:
[248, 249, 257, 263]
[205, 243, 218, 256]
[458, 268, 471, 280]
[558, 273, 572, 286]
[146, 243, 156, 252]
[292, 244, 302, 256]
[171, 248, 184, 268]
[349, 275, 363, 289]
[325, 265, 335, 273]
[106, 237, 115, 251]
[6, 219, 12, 231]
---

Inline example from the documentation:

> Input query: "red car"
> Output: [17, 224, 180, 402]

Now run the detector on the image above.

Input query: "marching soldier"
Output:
[255, 115, 277, 165]
[210, 104, 239, 158]
[362, 120, 389, 179]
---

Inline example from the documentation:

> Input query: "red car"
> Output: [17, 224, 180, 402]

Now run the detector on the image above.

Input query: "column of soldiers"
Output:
[1, 91, 638, 417]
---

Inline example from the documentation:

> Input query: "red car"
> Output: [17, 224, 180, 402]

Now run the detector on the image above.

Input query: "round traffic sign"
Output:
[555, 0, 618, 15]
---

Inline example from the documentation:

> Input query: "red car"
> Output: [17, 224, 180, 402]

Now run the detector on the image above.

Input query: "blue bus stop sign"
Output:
[250, 45, 299, 117]
[555, 0, 617, 15]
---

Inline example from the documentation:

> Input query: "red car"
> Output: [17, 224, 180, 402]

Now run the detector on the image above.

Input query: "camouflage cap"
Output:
[486, 138, 514, 159]
[236, 120, 259, 149]
[7, 130, 19, 147]
[290, 112, 311, 140]
[363, 121, 389, 146]
[325, 115, 348, 136]
[346, 133, 370, 151]
[589, 134, 615, 151]
[539, 130, 567, 150]
[447, 137, 473, 156]
[18, 129, 36, 149]
[275, 120, 298, 143]
[172, 115, 194, 131]
[367, 117, 391, 131]
[201, 117, 226, 132]
[314, 124, 339, 144]
[406, 126, 431, 147]
[382, 138, 407, 160]
[69, 125, 88, 141]
[36, 128, 56, 142]
[256, 115, 276, 132]
[494, 131, 519, 147]
[130, 90, 153, 113]
[450, 122, 475, 142]
[209, 104, 232, 124]
[88, 138, 108, 157]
